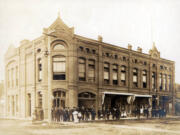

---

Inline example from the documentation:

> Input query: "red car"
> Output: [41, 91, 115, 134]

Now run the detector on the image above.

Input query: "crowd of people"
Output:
[51, 105, 167, 123]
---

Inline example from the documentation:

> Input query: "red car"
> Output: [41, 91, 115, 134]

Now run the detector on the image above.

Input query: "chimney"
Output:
[98, 35, 103, 42]
[137, 47, 142, 53]
[128, 44, 132, 50]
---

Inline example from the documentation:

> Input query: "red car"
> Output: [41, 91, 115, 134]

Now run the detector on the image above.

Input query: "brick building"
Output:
[4, 14, 175, 121]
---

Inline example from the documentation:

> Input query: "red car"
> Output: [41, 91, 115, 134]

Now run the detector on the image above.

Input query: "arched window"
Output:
[53, 56, 66, 80]
[104, 62, 110, 84]
[53, 91, 66, 108]
[152, 72, 156, 90]
[159, 73, 163, 91]
[38, 58, 42, 82]
[133, 68, 138, 88]
[142, 70, 147, 88]
[53, 44, 65, 50]
[121, 66, 126, 86]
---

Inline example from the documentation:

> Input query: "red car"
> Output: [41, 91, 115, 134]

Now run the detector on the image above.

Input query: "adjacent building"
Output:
[4, 14, 175, 121]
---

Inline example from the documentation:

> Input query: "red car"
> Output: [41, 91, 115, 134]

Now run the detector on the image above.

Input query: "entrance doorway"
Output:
[78, 92, 96, 109]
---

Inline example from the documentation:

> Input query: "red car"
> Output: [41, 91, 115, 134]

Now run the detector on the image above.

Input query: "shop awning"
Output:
[102, 91, 134, 96]
[135, 94, 152, 98]
[102, 92, 152, 97]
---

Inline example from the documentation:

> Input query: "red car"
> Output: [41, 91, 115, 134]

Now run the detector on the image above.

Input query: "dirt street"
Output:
[0, 118, 180, 135]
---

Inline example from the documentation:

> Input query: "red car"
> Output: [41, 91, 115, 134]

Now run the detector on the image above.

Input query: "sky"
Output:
[0, 0, 180, 82]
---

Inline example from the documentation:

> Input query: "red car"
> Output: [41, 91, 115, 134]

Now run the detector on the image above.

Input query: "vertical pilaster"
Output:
[47, 36, 52, 122]
[98, 44, 103, 111]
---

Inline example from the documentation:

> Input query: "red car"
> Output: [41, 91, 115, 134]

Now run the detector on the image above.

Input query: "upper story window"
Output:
[106, 53, 109, 57]
[53, 56, 66, 80]
[79, 58, 86, 81]
[123, 56, 126, 61]
[104, 62, 110, 84]
[88, 59, 95, 82]
[53, 44, 65, 50]
[135, 59, 138, 63]
[38, 58, 42, 82]
[92, 49, 96, 54]
[79, 46, 84, 51]
[114, 54, 118, 59]
[160, 65, 164, 70]
[159, 73, 163, 91]
[121, 66, 126, 86]
[133, 68, 138, 88]
[168, 75, 171, 91]
[86, 48, 90, 53]
[113, 64, 118, 85]
[11, 68, 14, 88]
[142, 70, 147, 88]
[16, 66, 18, 86]
[152, 72, 156, 90]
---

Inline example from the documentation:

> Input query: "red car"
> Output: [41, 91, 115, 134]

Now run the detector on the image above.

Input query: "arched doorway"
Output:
[78, 92, 96, 109]
[52, 90, 66, 109]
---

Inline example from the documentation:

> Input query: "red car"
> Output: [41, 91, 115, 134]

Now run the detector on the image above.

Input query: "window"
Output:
[123, 56, 126, 61]
[8, 96, 10, 112]
[106, 53, 109, 57]
[159, 73, 163, 91]
[88, 59, 95, 82]
[79, 58, 86, 81]
[8, 70, 10, 88]
[142, 70, 147, 88]
[16, 95, 18, 112]
[163, 74, 166, 90]
[152, 72, 156, 90]
[160, 65, 163, 69]
[121, 66, 126, 86]
[16, 66, 18, 86]
[92, 49, 96, 54]
[135, 59, 138, 63]
[115, 54, 118, 59]
[38, 59, 42, 82]
[53, 56, 66, 80]
[37, 48, 41, 53]
[86, 48, 90, 53]
[144, 61, 147, 66]
[11, 68, 14, 88]
[113, 64, 118, 85]
[165, 74, 167, 90]
[152, 64, 156, 68]
[79, 46, 84, 51]
[133, 68, 138, 88]
[53, 44, 65, 50]
[104, 63, 110, 84]
[53, 91, 66, 109]
[168, 75, 171, 91]
[37, 92, 42, 108]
